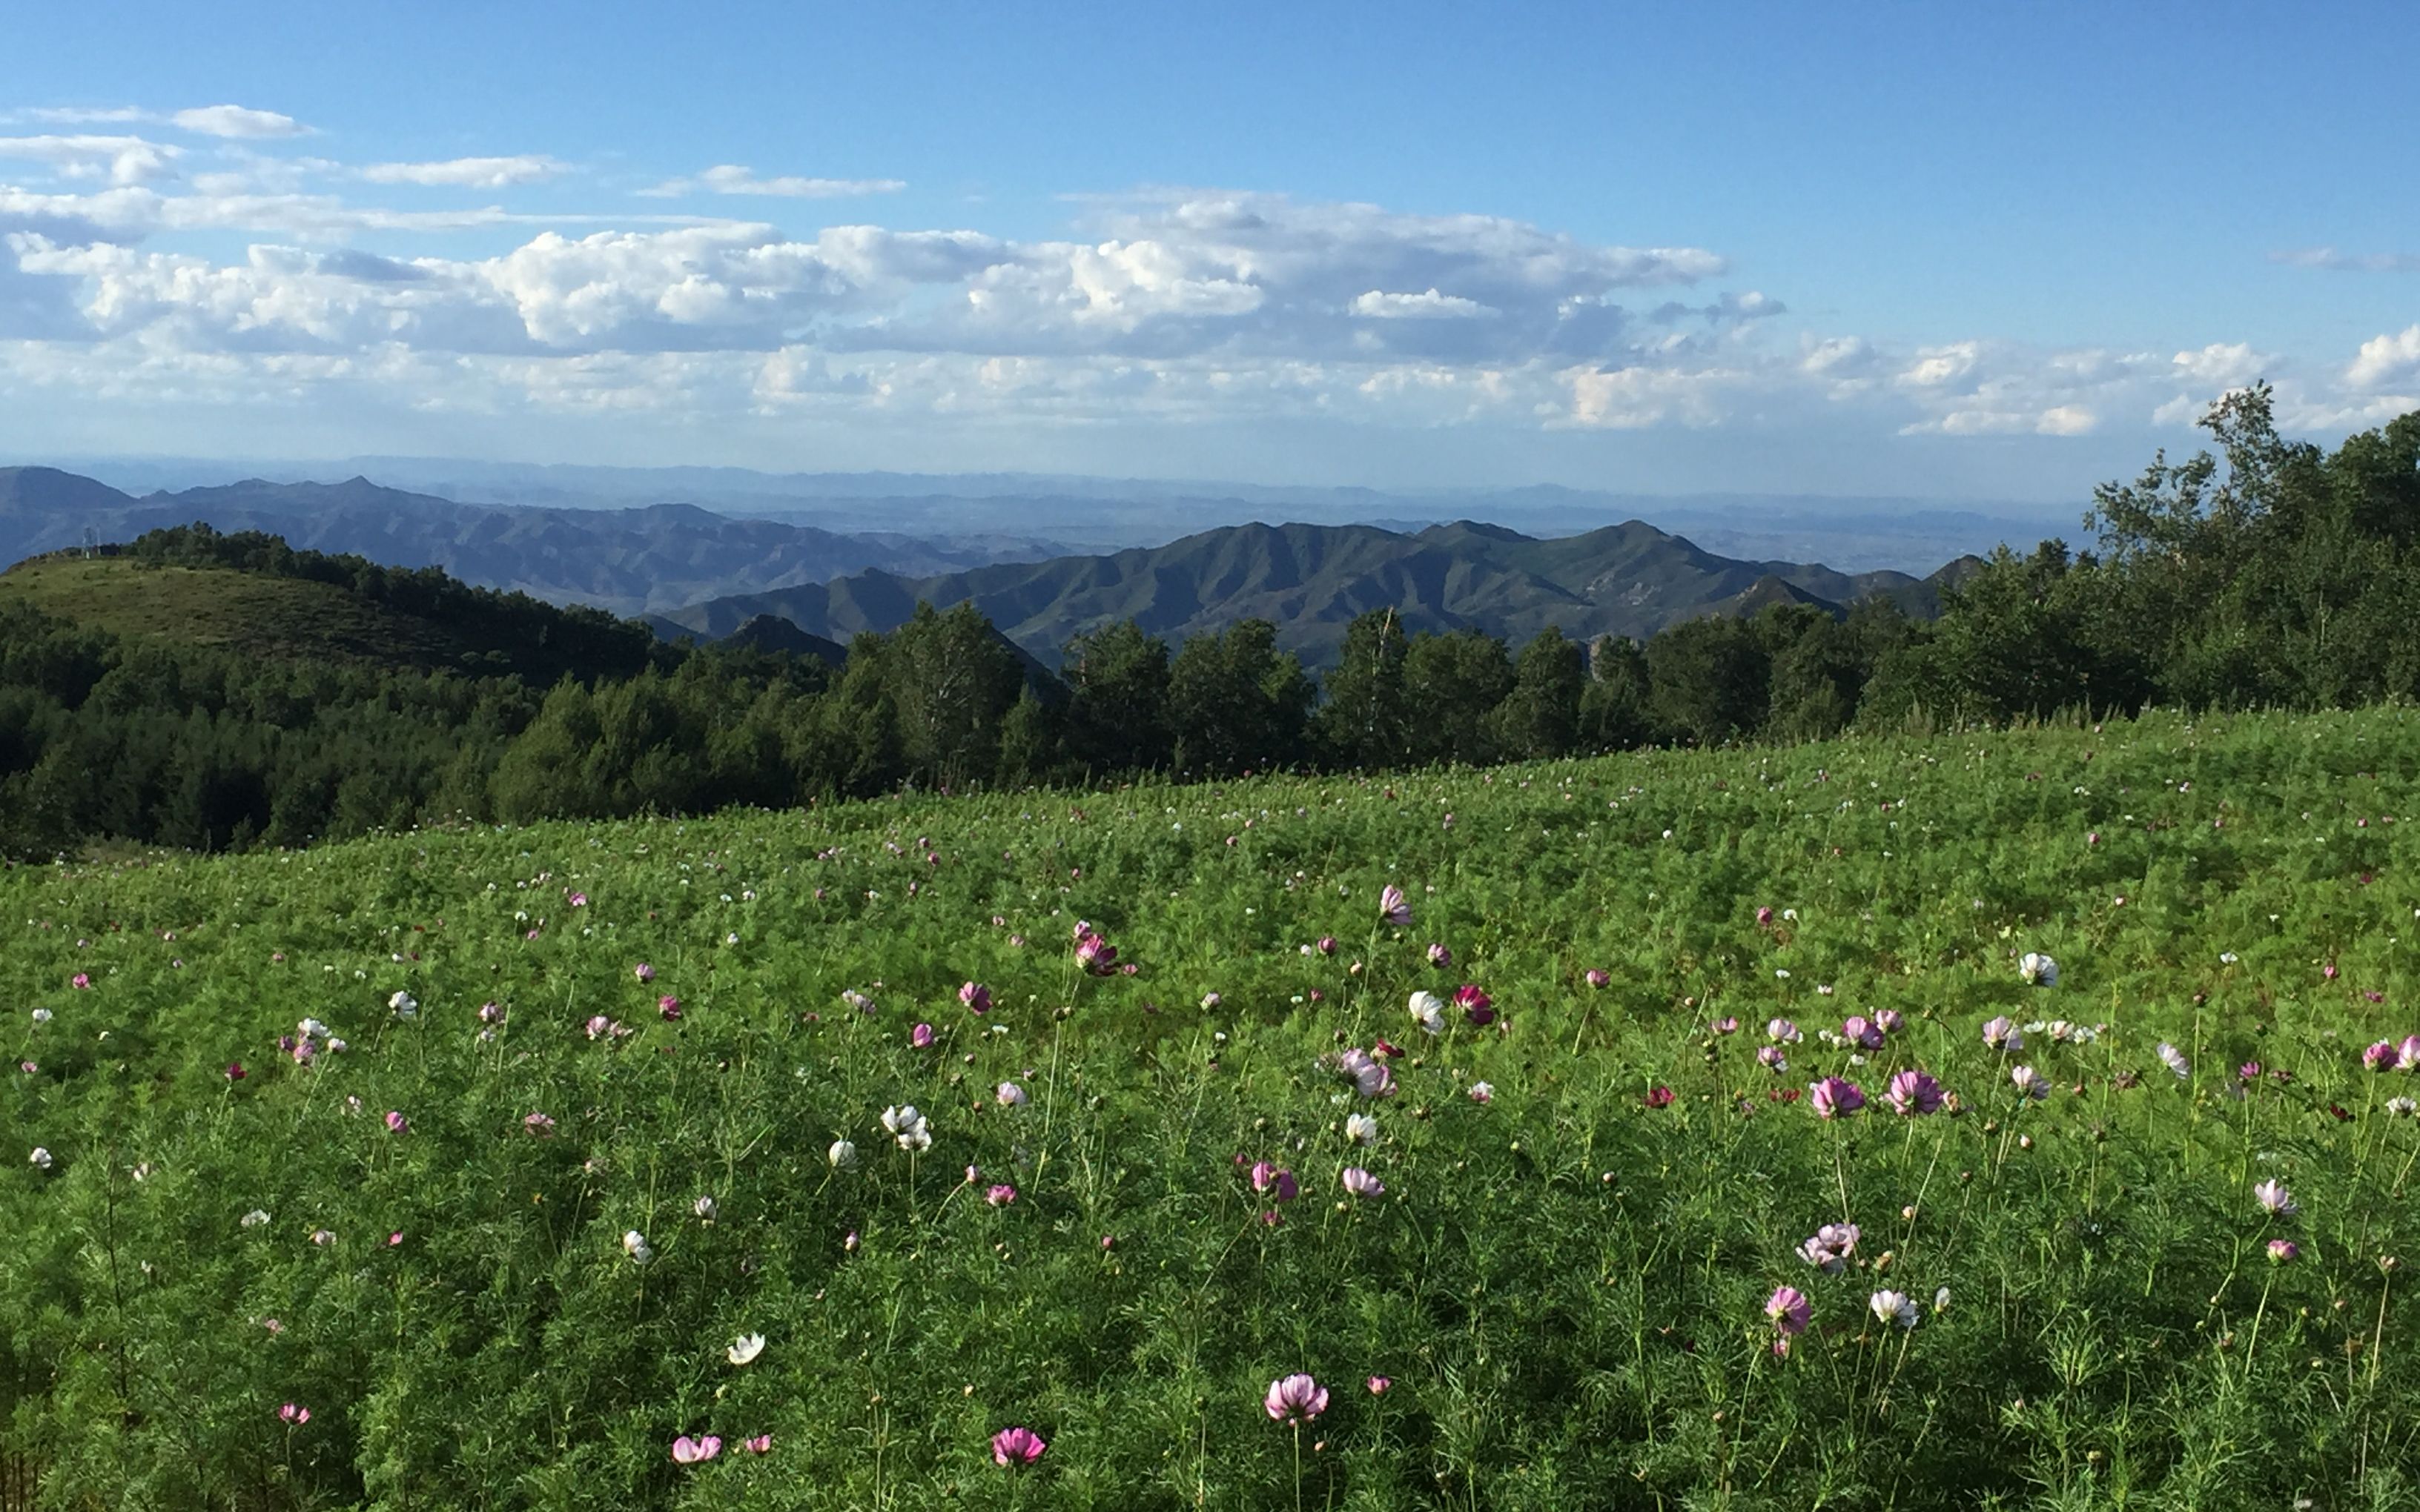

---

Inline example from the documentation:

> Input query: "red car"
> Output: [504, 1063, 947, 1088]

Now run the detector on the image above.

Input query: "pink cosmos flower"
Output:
[1874, 1009, 1904, 1033]
[1584, 969, 1610, 989]
[1342, 1166, 1385, 1198]
[960, 981, 992, 1015]
[1317, 936, 1338, 956]
[567, 892, 586, 908]
[2268, 1239, 2301, 1263]
[1335, 1048, 1395, 1098]
[388, 1231, 403, 1247]
[992, 1426, 1048, 1467]
[1252, 1161, 1300, 1202]
[1767, 1018, 1802, 1044]
[1264, 1373, 1329, 1424]
[278, 1402, 310, 1424]
[658, 995, 682, 1021]
[1379, 886, 1413, 928]
[225, 1063, 246, 1081]
[384, 1111, 408, 1134]
[478, 1001, 504, 1024]
[71, 974, 90, 989]
[1809, 1077, 1865, 1118]
[1757, 1045, 1789, 1073]
[523, 1113, 556, 1136]
[1982, 1016, 2020, 1052]
[1797, 1223, 1859, 1273]
[1467, 1081, 1493, 1104]
[671, 1434, 721, 1464]
[2254, 1178, 2298, 1216]
[2398, 1035, 2420, 1072]
[912, 1022, 936, 1047]
[1765, 1286, 1811, 1334]
[2366, 1041, 2398, 1072]
[1842, 1016, 1883, 1050]
[1426, 943, 1452, 969]
[584, 1015, 612, 1041]
[1756, 906, 1774, 927]
[985, 1184, 1018, 1207]
[1453, 984, 1495, 1027]
[1644, 1086, 1675, 1109]
[1712, 1016, 1739, 1035]
[634, 964, 655, 983]
[1883, 1070, 1945, 1117]
[1075, 932, 1118, 974]
[743, 1434, 772, 1454]
[1366, 1375, 1392, 1394]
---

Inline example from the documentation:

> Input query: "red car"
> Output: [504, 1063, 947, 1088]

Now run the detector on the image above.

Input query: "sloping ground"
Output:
[660, 517, 1963, 666]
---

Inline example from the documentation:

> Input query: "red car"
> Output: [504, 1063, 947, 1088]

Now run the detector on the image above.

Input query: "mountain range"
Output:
[650, 518, 1974, 669]
[0, 468, 1064, 616]
[4, 462, 1980, 672]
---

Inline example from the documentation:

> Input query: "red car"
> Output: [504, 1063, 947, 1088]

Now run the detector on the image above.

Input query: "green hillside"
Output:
[658, 517, 1962, 666]
[4, 708, 2417, 1505]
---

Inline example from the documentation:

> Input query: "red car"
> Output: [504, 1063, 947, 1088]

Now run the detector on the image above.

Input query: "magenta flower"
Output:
[1317, 935, 1338, 956]
[1075, 932, 1118, 974]
[1251, 1161, 1300, 1202]
[225, 1062, 246, 1081]
[960, 981, 992, 1015]
[1643, 1085, 1675, 1109]
[71, 973, 90, 989]
[983, 1183, 1017, 1207]
[1584, 968, 1610, 989]
[1809, 1077, 1865, 1118]
[1883, 1069, 1945, 1117]
[671, 1434, 721, 1464]
[1756, 906, 1774, 927]
[1765, 1286, 1811, 1335]
[991, 1425, 1048, 1467]
[912, 1022, 936, 1047]
[1426, 943, 1452, 969]
[1264, 1373, 1329, 1424]
[2268, 1238, 2301, 1264]
[278, 1402, 310, 1425]
[655, 995, 681, 1021]
[1453, 984, 1495, 1027]
[2366, 1041, 2398, 1072]
[2238, 1061, 2263, 1083]
[1842, 1016, 1883, 1050]
[384, 1110, 408, 1134]
[568, 892, 587, 907]
[1342, 1166, 1385, 1198]
[634, 963, 655, 983]
[1379, 885, 1413, 928]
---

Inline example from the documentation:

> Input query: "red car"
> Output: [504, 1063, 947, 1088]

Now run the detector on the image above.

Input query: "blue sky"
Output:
[1, 0, 2413, 500]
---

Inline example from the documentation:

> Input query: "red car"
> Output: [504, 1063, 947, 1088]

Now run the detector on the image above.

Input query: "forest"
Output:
[0, 388, 2413, 858]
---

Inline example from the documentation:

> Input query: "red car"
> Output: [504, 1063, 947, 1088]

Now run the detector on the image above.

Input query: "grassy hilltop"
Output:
[5, 709, 2420, 1508]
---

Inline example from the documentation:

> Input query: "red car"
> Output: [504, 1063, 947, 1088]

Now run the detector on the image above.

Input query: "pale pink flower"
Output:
[1264, 1373, 1329, 1424]
[671, 1434, 721, 1464]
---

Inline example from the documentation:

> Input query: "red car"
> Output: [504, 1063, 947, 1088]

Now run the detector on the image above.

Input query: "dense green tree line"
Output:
[0, 390, 2411, 858]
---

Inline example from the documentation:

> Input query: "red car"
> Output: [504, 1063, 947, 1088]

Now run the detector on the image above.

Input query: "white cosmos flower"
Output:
[828, 1138, 860, 1170]
[727, 1332, 766, 1366]
[31, 1008, 52, 1024]
[2018, 952, 2059, 987]
[2158, 1043, 2191, 1079]
[240, 1208, 271, 1227]
[1407, 991, 1447, 1035]
[692, 1196, 718, 1221]
[996, 1081, 1028, 1108]
[623, 1230, 654, 1263]
[882, 1104, 933, 1151]
[1345, 1113, 1379, 1146]
[1870, 1290, 1918, 1329]
[389, 991, 419, 1018]
[30, 1147, 54, 1170]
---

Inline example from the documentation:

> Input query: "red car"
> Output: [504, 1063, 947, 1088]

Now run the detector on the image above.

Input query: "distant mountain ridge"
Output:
[655, 517, 1977, 669]
[0, 468, 1065, 614]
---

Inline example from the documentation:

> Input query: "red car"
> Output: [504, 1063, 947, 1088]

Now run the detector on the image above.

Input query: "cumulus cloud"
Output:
[362, 156, 572, 189]
[641, 165, 907, 198]
[171, 105, 305, 139]
[0, 134, 181, 185]
[2347, 325, 2420, 390]
[1349, 288, 1493, 319]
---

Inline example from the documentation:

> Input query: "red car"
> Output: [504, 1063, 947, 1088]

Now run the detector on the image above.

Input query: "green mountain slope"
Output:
[658, 517, 1963, 666]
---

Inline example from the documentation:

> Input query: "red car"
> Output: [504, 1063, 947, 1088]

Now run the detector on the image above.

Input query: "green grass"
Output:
[0, 556, 524, 672]
[6, 707, 2420, 1508]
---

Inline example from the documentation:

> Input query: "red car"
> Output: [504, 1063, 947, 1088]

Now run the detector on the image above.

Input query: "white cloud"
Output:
[171, 105, 305, 139]
[1349, 288, 1492, 319]
[2171, 342, 2266, 387]
[0, 134, 180, 185]
[2034, 404, 2096, 436]
[641, 165, 907, 198]
[2270, 247, 2420, 273]
[1896, 342, 1979, 388]
[2347, 325, 2420, 389]
[362, 156, 572, 189]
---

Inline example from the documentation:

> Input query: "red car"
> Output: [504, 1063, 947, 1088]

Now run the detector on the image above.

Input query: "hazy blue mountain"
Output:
[0, 468, 1066, 614]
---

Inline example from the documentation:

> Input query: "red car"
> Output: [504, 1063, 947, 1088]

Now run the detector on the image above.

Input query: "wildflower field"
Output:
[8, 708, 2420, 1510]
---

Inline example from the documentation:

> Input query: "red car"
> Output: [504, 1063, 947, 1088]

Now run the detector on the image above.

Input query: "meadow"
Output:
[5, 707, 2419, 1509]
